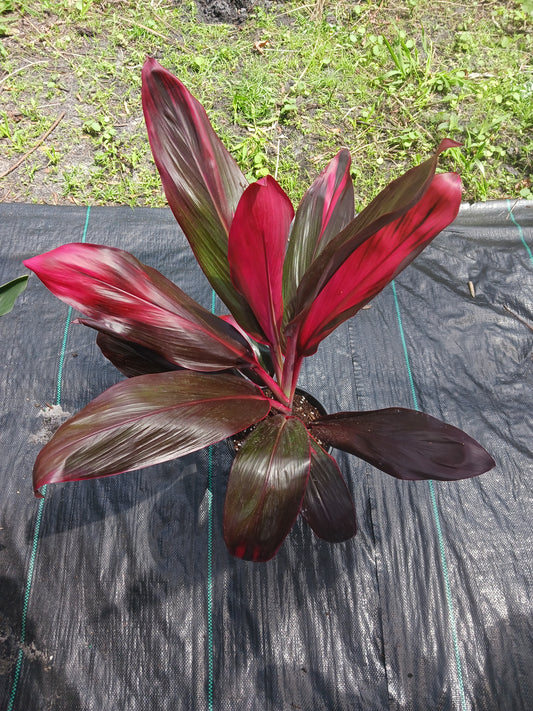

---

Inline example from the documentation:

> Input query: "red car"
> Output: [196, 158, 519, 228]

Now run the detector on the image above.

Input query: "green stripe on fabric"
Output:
[56, 206, 90, 402]
[6, 496, 47, 711]
[507, 199, 533, 266]
[391, 279, 468, 711]
[207, 289, 216, 711]
[7, 206, 91, 711]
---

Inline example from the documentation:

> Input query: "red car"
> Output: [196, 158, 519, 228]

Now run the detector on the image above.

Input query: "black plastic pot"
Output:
[228, 388, 327, 454]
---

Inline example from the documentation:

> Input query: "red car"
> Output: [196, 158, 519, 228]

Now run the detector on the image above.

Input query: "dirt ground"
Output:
[194, 0, 259, 24]
[0, 0, 289, 205]
[1, 0, 530, 205]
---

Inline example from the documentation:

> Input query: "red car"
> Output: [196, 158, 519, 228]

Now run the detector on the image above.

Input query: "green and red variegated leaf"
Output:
[95, 331, 181, 377]
[295, 171, 462, 355]
[24, 243, 255, 372]
[223, 415, 310, 562]
[229, 176, 294, 347]
[283, 149, 354, 317]
[300, 439, 357, 542]
[308, 408, 495, 481]
[288, 139, 461, 327]
[32, 371, 271, 496]
[142, 58, 260, 335]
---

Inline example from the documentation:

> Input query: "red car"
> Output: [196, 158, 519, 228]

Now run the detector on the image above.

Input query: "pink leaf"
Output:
[24, 243, 255, 371]
[288, 139, 461, 327]
[228, 176, 294, 349]
[296, 172, 462, 355]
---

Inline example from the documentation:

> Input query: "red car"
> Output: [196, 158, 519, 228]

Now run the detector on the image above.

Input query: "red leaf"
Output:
[24, 243, 255, 371]
[296, 172, 462, 354]
[228, 176, 294, 348]
[223, 415, 310, 561]
[300, 439, 357, 542]
[289, 140, 461, 330]
[142, 58, 260, 336]
[308, 408, 495, 481]
[283, 150, 354, 315]
[33, 371, 271, 496]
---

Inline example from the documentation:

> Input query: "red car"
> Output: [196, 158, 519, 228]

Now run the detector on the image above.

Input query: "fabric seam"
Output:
[207, 289, 215, 711]
[6, 205, 91, 711]
[346, 316, 393, 710]
[391, 278, 468, 711]
[506, 199, 533, 267]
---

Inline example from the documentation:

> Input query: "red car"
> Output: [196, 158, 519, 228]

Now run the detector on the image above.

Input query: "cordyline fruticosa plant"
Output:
[24, 58, 494, 562]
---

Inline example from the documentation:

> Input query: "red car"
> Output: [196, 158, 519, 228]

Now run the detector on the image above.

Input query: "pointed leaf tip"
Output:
[283, 149, 355, 316]
[0, 275, 29, 316]
[436, 137, 462, 152]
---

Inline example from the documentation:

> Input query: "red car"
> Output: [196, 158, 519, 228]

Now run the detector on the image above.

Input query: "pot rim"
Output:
[227, 387, 328, 455]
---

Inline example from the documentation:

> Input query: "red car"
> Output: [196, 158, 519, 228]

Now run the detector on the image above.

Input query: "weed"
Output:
[230, 126, 273, 181]
[231, 74, 277, 127]
[42, 144, 61, 166]
[0, 111, 11, 139]
[82, 116, 117, 143]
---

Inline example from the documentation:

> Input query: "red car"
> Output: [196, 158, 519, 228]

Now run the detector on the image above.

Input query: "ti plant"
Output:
[24, 59, 494, 562]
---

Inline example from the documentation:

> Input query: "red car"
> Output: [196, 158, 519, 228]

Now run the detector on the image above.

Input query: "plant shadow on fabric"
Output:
[24, 58, 494, 562]
[0, 576, 82, 710]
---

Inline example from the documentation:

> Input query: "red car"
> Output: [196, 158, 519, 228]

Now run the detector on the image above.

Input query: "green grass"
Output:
[0, 0, 532, 207]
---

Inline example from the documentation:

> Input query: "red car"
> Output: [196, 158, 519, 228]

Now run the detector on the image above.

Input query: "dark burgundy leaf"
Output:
[300, 439, 357, 542]
[142, 58, 261, 336]
[296, 172, 462, 354]
[24, 243, 256, 371]
[288, 139, 461, 326]
[33, 371, 271, 496]
[283, 149, 354, 316]
[309, 408, 495, 481]
[223, 415, 310, 561]
[96, 331, 181, 377]
[228, 176, 294, 348]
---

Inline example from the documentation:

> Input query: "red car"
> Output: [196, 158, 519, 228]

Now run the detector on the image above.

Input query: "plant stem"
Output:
[270, 342, 284, 385]
[288, 356, 303, 402]
[253, 367, 289, 405]
[269, 398, 292, 416]
[280, 331, 299, 402]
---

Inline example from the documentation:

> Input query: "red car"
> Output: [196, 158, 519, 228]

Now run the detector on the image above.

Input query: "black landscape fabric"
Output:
[1, 201, 532, 711]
